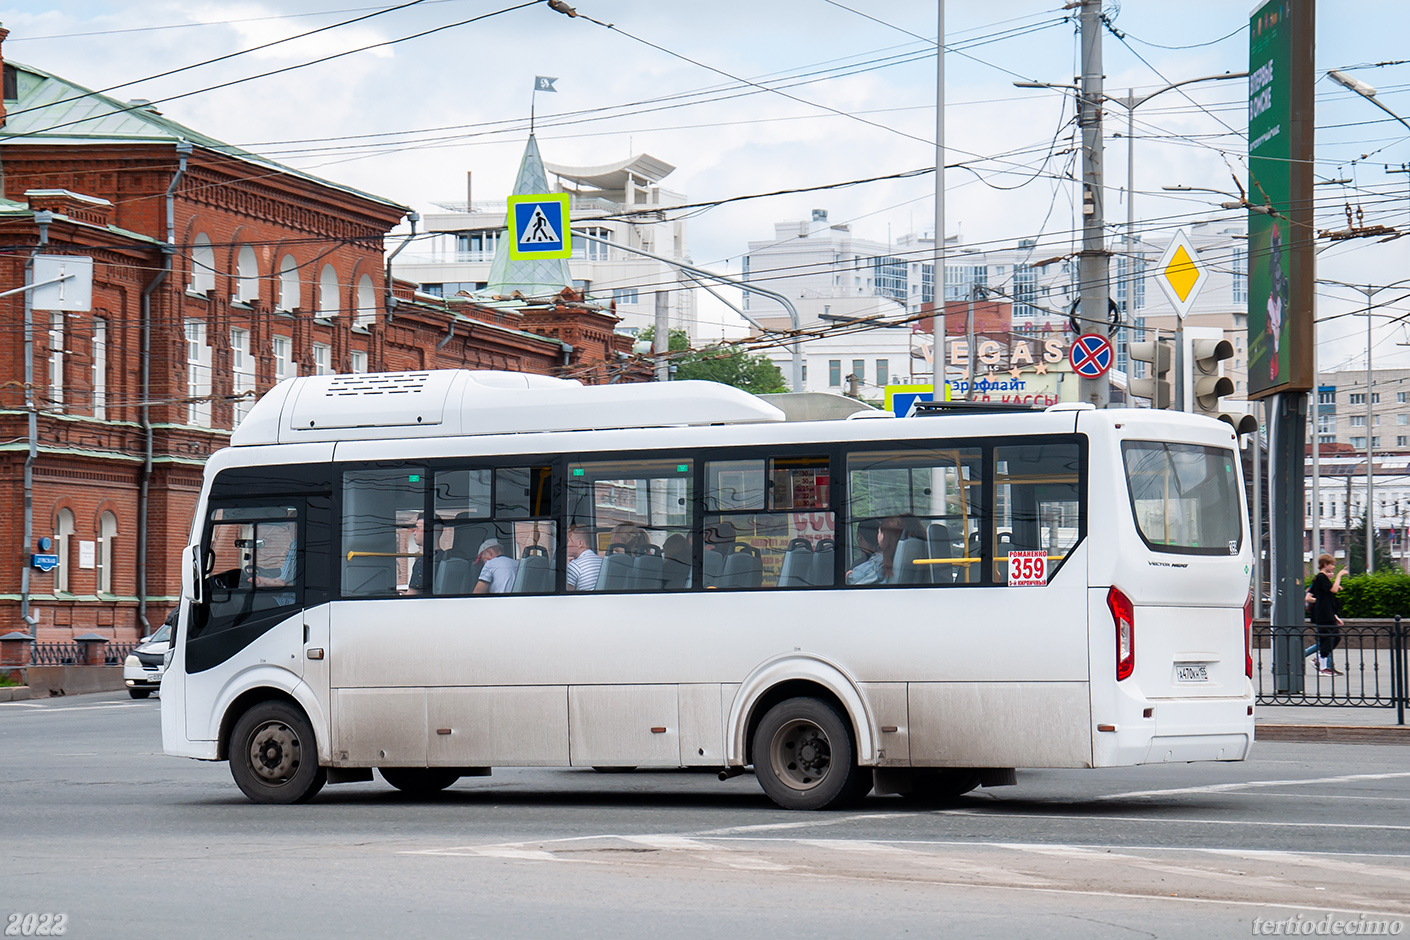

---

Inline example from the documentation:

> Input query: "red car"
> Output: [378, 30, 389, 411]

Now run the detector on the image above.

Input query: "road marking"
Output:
[1099, 771, 1410, 801]
[697, 812, 909, 836]
[939, 808, 1410, 832]
[402, 833, 1410, 916]
[0, 701, 148, 715]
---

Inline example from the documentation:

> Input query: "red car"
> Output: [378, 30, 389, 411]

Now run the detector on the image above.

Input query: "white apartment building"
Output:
[1310, 368, 1410, 452]
[1306, 452, 1410, 568]
[744, 211, 1250, 402]
[392, 152, 700, 339]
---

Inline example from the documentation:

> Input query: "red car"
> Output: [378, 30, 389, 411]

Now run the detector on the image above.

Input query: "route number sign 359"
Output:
[1007, 551, 1047, 586]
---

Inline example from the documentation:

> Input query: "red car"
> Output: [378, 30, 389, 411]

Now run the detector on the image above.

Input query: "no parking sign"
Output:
[1069, 333, 1113, 378]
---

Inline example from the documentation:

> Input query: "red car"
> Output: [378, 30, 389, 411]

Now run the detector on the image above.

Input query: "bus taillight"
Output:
[1108, 586, 1135, 681]
[1243, 591, 1254, 679]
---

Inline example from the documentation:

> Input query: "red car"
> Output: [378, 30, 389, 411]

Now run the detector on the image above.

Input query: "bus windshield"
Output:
[1122, 441, 1242, 555]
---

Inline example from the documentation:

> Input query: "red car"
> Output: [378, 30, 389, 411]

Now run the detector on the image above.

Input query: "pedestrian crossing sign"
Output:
[508, 193, 571, 260]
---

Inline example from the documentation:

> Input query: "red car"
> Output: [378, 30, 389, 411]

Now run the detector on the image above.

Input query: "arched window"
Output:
[97, 512, 118, 594]
[354, 274, 376, 331]
[278, 255, 300, 312]
[317, 265, 339, 320]
[55, 508, 75, 593]
[190, 234, 215, 295]
[235, 245, 259, 303]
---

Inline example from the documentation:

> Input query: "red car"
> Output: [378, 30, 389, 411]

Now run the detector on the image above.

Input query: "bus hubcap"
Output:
[250, 721, 299, 782]
[771, 720, 831, 790]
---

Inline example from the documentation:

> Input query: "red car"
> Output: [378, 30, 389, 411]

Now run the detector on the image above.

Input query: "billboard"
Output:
[1246, 0, 1315, 399]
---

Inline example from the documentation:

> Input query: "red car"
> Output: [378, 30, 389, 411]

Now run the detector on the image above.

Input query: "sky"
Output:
[3, 0, 1409, 370]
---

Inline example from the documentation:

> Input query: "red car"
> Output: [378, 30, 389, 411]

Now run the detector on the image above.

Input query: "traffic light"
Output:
[1184, 326, 1258, 433]
[1128, 338, 1173, 408]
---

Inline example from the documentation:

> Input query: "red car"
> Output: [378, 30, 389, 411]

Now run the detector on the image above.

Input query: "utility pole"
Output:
[1077, 0, 1110, 407]
[931, 0, 946, 401]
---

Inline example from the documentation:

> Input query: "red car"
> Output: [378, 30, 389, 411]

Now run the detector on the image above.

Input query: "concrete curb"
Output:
[1256, 724, 1410, 745]
[0, 686, 34, 702]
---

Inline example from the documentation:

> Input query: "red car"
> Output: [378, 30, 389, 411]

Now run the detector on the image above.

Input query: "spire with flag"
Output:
[530, 76, 557, 133]
[480, 134, 573, 300]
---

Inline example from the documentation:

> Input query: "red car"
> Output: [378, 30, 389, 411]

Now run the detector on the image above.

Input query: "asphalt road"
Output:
[2, 692, 1407, 940]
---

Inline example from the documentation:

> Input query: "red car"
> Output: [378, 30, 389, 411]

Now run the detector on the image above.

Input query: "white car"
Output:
[123, 617, 173, 699]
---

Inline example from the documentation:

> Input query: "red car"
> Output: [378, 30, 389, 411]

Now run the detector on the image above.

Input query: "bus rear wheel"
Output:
[229, 701, 327, 804]
[379, 768, 461, 794]
[753, 697, 870, 810]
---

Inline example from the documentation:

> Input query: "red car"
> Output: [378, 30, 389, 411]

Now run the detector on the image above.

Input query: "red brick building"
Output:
[0, 35, 636, 644]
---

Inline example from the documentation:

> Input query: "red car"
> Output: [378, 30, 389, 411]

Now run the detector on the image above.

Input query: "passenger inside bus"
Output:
[472, 539, 516, 594]
[846, 519, 882, 585]
[879, 514, 928, 585]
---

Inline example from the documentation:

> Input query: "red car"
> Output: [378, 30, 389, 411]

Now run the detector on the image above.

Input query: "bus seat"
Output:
[893, 536, 930, 585]
[595, 549, 635, 591]
[777, 538, 813, 587]
[702, 548, 725, 588]
[808, 538, 835, 587]
[631, 546, 666, 591]
[928, 523, 954, 584]
[720, 544, 762, 589]
[512, 548, 552, 593]
[661, 556, 690, 590]
[344, 558, 394, 596]
[434, 555, 474, 595]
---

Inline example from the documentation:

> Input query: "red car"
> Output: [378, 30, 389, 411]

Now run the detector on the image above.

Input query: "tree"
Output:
[639, 327, 788, 394]
[1346, 510, 1396, 575]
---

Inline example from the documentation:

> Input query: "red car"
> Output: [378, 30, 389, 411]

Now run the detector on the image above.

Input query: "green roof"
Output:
[1, 60, 406, 213]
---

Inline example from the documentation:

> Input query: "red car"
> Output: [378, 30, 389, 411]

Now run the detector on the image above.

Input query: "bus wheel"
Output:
[753, 697, 869, 810]
[229, 701, 327, 804]
[901, 770, 982, 805]
[379, 768, 461, 794]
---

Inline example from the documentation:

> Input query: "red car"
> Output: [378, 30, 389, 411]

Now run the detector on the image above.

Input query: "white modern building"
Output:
[742, 211, 1253, 402]
[392, 151, 700, 340]
[1307, 452, 1410, 568]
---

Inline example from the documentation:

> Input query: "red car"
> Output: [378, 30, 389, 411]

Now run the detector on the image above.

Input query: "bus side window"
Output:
[433, 466, 556, 595]
[341, 466, 426, 597]
[703, 454, 834, 590]
[992, 442, 1082, 584]
[566, 458, 693, 592]
[846, 447, 983, 586]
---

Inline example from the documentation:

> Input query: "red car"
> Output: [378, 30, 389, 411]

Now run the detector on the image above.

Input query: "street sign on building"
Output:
[1154, 229, 1207, 320]
[31, 255, 93, 311]
[507, 193, 571, 260]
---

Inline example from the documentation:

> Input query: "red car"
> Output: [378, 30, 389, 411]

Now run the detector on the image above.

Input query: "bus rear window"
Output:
[1122, 442, 1242, 555]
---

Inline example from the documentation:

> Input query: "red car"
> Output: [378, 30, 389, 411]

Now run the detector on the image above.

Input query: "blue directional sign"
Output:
[507, 193, 571, 260]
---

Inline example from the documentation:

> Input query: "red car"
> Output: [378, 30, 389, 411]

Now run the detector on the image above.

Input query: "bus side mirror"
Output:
[182, 544, 204, 605]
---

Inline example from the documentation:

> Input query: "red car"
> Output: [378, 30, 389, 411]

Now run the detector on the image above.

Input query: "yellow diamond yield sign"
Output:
[1154, 228, 1207, 320]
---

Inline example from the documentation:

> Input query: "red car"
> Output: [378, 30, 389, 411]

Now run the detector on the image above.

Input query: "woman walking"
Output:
[1305, 553, 1346, 676]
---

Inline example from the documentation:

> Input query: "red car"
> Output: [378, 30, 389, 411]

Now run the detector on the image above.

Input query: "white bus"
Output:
[162, 370, 1255, 809]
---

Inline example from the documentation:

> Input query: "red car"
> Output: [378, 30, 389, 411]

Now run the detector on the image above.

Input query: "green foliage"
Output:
[640, 327, 788, 394]
[0, 673, 19, 688]
[1306, 571, 1410, 618]
[638, 326, 691, 353]
[1344, 510, 1397, 575]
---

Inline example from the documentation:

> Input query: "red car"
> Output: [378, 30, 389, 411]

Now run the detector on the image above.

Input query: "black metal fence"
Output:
[1253, 618, 1407, 723]
[29, 641, 139, 666]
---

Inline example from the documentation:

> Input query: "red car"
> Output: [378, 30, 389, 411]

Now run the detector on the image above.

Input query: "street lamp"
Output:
[1017, 72, 1246, 373]
[1318, 277, 1410, 573]
[1328, 69, 1410, 133]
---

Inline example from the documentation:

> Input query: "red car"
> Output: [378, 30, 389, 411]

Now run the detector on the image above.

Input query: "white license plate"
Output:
[1175, 664, 1209, 683]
